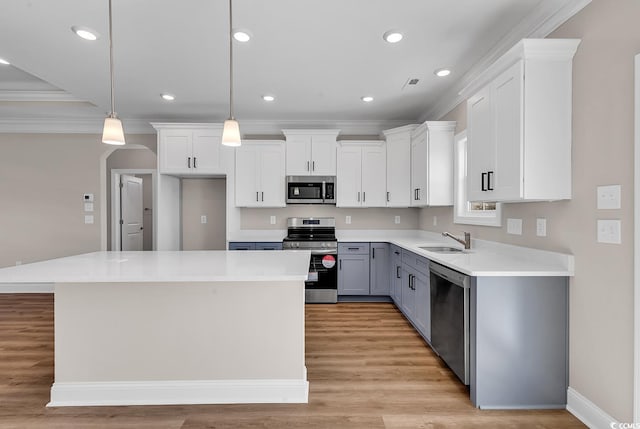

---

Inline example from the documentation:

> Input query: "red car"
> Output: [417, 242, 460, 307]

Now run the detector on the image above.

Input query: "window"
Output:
[453, 131, 502, 227]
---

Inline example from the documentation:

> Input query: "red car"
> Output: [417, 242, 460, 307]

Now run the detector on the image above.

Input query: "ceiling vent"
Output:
[401, 78, 420, 90]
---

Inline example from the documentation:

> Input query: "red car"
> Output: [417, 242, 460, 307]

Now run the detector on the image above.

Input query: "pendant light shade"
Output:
[222, 119, 241, 147]
[102, 116, 125, 145]
[221, 0, 241, 147]
[102, 0, 125, 145]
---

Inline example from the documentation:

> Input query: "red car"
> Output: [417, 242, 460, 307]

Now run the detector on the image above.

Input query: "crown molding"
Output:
[419, 0, 592, 122]
[0, 90, 85, 102]
[0, 117, 156, 134]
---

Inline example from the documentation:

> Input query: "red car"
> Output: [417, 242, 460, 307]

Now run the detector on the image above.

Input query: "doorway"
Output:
[110, 169, 156, 251]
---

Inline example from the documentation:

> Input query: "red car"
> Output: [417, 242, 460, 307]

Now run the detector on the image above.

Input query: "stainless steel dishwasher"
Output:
[430, 262, 470, 385]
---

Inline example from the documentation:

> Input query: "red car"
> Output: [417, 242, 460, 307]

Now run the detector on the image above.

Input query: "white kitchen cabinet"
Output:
[282, 129, 340, 176]
[336, 141, 386, 207]
[410, 121, 457, 207]
[153, 124, 225, 175]
[465, 38, 580, 202]
[235, 141, 286, 207]
[382, 124, 416, 207]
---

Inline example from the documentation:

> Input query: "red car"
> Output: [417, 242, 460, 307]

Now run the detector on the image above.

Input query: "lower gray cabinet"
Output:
[228, 242, 256, 250]
[399, 250, 431, 342]
[400, 266, 415, 319]
[390, 245, 402, 304]
[338, 243, 370, 295]
[255, 242, 283, 250]
[413, 270, 430, 341]
[369, 242, 390, 295]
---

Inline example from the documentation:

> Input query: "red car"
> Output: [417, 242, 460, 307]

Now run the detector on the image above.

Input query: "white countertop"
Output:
[0, 250, 311, 284]
[337, 230, 573, 277]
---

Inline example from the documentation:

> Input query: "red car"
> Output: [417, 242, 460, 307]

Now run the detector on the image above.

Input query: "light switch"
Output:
[201, 215, 207, 224]
[84, 215, 94, 224]
[394, 216, 401, 224]
[597, 219, 621, 244]
[507, 218, 523, 235]
[270, 215, 276, 225]
[433, 216, 437, 226]
[536, 218, 547, 237]
[597, 185, 621, 209]
[84, 202, 94, 212]
[345, 215, 352, 225]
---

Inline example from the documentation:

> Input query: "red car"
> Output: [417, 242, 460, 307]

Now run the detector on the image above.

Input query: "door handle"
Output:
[481, 172, 487, 191]
[193, 157, 197, 168]
[487, 171, 494, 191]
[140, 227, 144, 230]
[188, 157, 191, 168]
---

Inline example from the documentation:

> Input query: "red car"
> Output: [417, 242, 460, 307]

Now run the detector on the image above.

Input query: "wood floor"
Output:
[0, 294, 585, 428]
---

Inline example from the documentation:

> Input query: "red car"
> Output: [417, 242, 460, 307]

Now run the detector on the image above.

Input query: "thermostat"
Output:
[83, 193, 94, 202]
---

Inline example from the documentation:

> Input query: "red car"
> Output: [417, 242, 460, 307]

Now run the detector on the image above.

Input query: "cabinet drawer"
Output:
[255, 242, 283, 250]
[338, 243, 370, 255]
[228, 242, 256, 251]
[402, 250, 429, 275]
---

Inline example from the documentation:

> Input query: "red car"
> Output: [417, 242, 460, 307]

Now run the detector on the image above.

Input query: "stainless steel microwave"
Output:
[286, 176, 336, 204]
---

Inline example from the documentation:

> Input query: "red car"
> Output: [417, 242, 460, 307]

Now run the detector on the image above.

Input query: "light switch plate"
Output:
[270, 215, 276, 225]
[433, 216, 437, 226]
[201, 215, 207, 224]
[345, 215, 351, 225]
[84, 202, 94, 212]
[597, 185, 621, 209]
[394, 216, 401, 224]
[597, 219, 621, 244]
[507, 218, 523, 235]
[536, 218, 547, 237]
[84, 215, 94, 225]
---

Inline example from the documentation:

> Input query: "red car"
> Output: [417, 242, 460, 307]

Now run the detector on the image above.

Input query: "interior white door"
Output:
[120, 174, 144, 251]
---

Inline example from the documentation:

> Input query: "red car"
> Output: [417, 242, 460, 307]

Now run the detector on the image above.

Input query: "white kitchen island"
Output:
[0, 250, 311, 407]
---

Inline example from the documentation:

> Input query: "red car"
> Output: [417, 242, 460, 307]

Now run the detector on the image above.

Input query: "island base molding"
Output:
[48, 378, 309, 407]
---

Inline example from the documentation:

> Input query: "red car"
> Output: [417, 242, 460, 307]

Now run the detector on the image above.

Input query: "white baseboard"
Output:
[48, 379, 309, 407]
[0, 283, 53, 293]
[567, 387, 618, 429]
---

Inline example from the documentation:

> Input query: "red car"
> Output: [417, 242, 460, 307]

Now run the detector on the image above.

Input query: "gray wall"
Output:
[420, 0, 638, 420]
[182, 178, 227, 250]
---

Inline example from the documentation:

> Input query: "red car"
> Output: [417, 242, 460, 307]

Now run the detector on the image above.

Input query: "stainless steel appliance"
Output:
[286, 176, 336, 204]
[430, 262, 470, 385]
[283, 217, 337, 303]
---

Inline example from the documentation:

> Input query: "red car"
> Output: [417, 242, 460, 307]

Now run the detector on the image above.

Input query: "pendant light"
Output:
[221, 0, 241, 147]
[102, 0, 125, 145]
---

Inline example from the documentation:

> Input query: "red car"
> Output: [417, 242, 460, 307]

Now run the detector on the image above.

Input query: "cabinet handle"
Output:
[261, 191, 264, 202]
[307, 161, 310, 171]
[357, 192, 360, 202]
[387, 191, 390, 202]
[416, 188, 420, 201]
[188, 157, 191, 168]
[372, 248, 375, 259]
[394, 251, 400, 255]
[363, 192, 366, 203]
[487, 171, 494, 191]
[481, 172, 487, 191]
[396, 265, 401, 279]
[408, 274, 413, 289]
[312, 161, 315, 171]
[256, 192, 259, 202]
[193, 157, 197, 168]
[339, 260, 342, 270]
[348, 247, 359, 251]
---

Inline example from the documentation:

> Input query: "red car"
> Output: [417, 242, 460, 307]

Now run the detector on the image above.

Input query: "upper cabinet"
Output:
[153, 123, 226, 176]
[336, 141, 387, 208]
[410, 121, 457, 207]
[283, 129, 340, 176]
[464, 39, 581, 202]
[235, 141, 286, 208]
[383, 125, 416, 207]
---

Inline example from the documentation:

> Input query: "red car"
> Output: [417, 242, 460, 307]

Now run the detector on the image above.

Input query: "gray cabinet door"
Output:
[390, 246, 403, 304]
[228, 242, 256, 250]
[369, 242, 390, 295]
[413, 270, 430, 341]
[255, 242, 283, 250]
[400, 266, 415, 319]
[338, 254, 370, 295]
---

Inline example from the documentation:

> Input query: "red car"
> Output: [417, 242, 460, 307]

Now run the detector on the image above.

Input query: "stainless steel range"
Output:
[283, 217, 337, 303]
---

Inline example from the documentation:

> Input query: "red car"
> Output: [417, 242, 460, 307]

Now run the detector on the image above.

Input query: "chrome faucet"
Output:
[442, 231, 471, 250]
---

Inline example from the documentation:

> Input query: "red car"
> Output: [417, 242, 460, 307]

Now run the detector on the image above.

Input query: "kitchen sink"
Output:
[418, 246, 464, 253]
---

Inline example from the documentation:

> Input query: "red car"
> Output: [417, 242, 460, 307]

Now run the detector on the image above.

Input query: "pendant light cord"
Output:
[228, 0, 234, 120]
[108, 0, 116, 118]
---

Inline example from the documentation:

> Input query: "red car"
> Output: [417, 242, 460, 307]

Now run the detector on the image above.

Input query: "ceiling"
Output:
[0, 0, 588, 134]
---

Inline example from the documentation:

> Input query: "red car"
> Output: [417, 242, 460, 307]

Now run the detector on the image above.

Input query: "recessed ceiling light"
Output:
[233, 30, 251, 42]
[361, 96, 374, 103]
[262, 95, 275, 102]
[383, 30, 403, 44]
[161, 94, 175, 101]
[0, 58, 10, 65]
[71, 26, 99, 41]
[434, 68, 451, 77]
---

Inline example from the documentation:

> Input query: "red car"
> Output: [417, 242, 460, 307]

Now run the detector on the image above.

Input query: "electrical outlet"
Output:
[433, 216, 437, 226]
[201, 215, 207, 224]
[507, 218, 523, 235]
[597, 185, 621, 209]
[15, 261, 21, 266]
[394, 216, 401, 224]
[270, 215, 276, 225]
[345, 215, 352, 225]
[84, 215, 94, 225]
[597, 219, 621, 244]
[536, 218, 547, 237]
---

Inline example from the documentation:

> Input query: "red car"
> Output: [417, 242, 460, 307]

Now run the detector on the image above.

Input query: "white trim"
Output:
[0, 117, 156, 134]
[567, 387, 618, 428]
[0, 90, 83, 102]
[634, 53, 640, 424]
[0, 283, 53, 293]
[48, 379, 309, 407]
[421, 0, 591, 122]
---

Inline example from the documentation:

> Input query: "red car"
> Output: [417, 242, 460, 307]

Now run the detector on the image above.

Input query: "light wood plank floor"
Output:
[0, 294, 585, 428]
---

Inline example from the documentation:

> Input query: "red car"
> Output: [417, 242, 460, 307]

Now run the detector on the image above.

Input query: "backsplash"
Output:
[241, 206, 419, 230]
